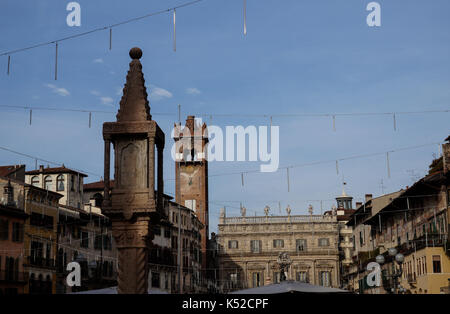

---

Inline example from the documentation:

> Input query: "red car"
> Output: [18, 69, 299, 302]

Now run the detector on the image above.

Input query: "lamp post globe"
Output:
[388, 247, 397, 257]
[395, 253, 405, 264]
[376, 254, 385, 265]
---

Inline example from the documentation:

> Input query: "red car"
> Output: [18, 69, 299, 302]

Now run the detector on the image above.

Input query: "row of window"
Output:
[152, 225, 171, 238]
[80, 231, 112, 250]
[30, 174, 82, 192]
[245, 271, 331, 288]
[0, 219, 24, 242]
[227, 238, 331, 252]
[30, 213, 54, 230]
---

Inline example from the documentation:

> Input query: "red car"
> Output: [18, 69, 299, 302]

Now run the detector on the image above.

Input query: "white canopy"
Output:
[229, 280, 349, 294]
[69, 286, 169, 294]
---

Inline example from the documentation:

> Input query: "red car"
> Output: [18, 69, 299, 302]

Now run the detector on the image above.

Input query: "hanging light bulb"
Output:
[243, 0, 247, 36]
[54, 42, 58, 80]
[173, 9, 176, 52]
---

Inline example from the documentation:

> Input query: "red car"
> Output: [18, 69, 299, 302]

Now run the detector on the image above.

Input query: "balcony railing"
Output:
[221, 215, 336, 224]
[26, 256, 56, 268]
[0, 270, 28, 283]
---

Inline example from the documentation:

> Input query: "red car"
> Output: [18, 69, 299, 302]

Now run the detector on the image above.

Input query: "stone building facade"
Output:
[216, 208, 340, 292]
[0, 180, 28, 295]
[25, 165, 87, 210]
[0, 176, 62, 294]
[344, 136, 450, 294]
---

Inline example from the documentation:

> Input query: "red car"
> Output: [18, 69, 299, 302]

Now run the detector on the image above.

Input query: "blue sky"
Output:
[0, 0, 449, 234]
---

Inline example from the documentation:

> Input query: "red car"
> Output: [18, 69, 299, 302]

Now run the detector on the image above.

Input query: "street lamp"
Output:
[376, 248, 405, 294]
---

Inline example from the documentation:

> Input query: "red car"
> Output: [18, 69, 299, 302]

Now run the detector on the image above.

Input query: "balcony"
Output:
[26, 256, 56, 269]
[0, 270, 28, 283]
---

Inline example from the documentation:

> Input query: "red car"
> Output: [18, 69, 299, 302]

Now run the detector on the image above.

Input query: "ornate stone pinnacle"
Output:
[116, 47, 151, 122]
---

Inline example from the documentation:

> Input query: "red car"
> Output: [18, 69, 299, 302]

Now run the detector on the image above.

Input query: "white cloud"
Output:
[100, 97, 114, 105]
[186, 87, 201, 95]
[116, 87, 123, 96]
[149, 85, 173, 101]
[90, 90, 101, 96]
[44, 83, 70, 97]
[93, 58, 104, 63]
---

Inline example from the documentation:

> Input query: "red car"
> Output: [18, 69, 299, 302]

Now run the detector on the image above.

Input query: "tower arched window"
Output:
[31, 176, 40, 187]
[44, 176, 53, 190]
[56, 175, 65, 191]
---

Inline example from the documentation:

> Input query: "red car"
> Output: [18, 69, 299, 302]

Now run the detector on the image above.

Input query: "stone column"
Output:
[113, 217, 150, 294]
[157, 142, 164, 210]
[148, 137, 155, 201]
[103, 139, 111, 203]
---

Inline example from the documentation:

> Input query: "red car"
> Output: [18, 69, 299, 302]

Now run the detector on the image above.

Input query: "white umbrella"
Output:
[229, 280, 349, 294]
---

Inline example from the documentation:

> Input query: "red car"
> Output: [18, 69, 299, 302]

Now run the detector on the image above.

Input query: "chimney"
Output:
[356, 202, 362, 208]
[39, 165, 44, 172]
[443, 136, 450, 174]
[365, 194, 373, 203]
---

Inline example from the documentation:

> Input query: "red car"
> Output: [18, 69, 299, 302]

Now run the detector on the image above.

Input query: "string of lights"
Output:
[1, 104, 449, 120]
[0, 0, 206, 58]
[0, 139, 444, 186]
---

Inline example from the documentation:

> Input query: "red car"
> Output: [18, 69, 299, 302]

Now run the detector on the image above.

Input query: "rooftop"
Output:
[25, 165, 87, 177]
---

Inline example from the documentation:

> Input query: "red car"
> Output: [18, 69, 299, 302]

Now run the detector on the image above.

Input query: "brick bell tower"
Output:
[173, 116, 209, 271]
[102, 47, 165, 294]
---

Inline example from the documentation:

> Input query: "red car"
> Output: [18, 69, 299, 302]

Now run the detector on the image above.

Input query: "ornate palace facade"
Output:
[217, 208, 341, 292]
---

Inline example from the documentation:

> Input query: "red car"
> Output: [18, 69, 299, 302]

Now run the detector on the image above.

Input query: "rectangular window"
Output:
[359, 231, 364, 246]
[432, 255, 441, 273]
[228, 240, 238, 249]
[80, 232, 89, 248]
[12, 223, 23, 242]
[296, 239, 307, 252]
[297, 271, 308, 283]
[250, 240, 261, 253]
[94, 234, 102, 250]
[164, 229, 171, 238]
[318, 238, 330, 247]
[273, 239, 284, 248]
[0, 219, 9, 240]
[151, 272, 160, 288]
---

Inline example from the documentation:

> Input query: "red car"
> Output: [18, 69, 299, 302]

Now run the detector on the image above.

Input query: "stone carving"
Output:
[277, 252, 292, 282]
[308, 204, 314, 215]
[240, 206, 246, 217]
[286, 205, 291, 216]
[264, 205, 270, 216]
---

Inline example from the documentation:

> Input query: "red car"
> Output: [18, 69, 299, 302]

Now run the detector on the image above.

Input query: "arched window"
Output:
[93, 193, 103, 208]
[71, 175, 75, 191]
[56, 175, 65, 191]
[44, 176, 52, 190]
[31, 176, 40, 187]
